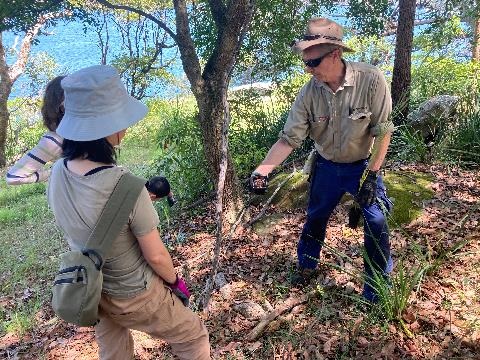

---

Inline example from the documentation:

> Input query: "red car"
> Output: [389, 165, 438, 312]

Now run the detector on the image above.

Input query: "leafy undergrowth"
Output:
[0, 163, 479, 359]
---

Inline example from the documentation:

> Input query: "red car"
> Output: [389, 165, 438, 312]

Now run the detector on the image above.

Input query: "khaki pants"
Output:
[95, 276, 211, 360]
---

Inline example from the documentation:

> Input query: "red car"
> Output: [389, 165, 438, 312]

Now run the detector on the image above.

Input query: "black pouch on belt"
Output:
[348, 205, 362, 229]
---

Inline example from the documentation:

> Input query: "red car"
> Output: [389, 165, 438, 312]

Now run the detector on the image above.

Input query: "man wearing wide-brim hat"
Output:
[250, 18, 395, 302]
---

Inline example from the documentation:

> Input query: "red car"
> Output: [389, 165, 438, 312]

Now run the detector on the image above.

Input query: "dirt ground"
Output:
[1, 164, 479, 359]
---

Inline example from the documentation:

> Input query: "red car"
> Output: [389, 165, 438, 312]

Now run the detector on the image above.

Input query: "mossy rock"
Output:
[383, 171, 434, 227]
[252, 170, 434, 228]
[252, 171, 309, 210]
[252, 213, 285, 236]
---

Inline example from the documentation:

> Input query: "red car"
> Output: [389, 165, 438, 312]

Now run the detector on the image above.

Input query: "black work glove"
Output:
[348, 205, 362, 229]
[355, 170, 378, 207]
[249, 171, 268, 195]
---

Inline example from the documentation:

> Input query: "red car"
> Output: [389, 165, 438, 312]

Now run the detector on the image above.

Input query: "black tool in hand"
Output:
[249, 171, 268, 195]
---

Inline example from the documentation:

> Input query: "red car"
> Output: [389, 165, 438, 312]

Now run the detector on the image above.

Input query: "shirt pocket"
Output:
[308, 116, 329, 143]
[347, 111, 372, 139]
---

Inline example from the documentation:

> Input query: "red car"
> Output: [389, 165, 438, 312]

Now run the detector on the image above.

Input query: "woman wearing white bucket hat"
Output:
[47, 65, 210, 360]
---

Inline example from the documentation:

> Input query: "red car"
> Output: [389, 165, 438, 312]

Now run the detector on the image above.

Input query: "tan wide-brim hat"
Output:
[56, 65, 148, 141]
[291, 18, 354, 53]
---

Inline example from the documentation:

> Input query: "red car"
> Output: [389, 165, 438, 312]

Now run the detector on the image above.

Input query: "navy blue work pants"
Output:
[297, 155, 392, 279]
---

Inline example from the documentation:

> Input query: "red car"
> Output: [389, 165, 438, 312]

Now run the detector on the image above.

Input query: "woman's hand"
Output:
[167, 275, 191, 306]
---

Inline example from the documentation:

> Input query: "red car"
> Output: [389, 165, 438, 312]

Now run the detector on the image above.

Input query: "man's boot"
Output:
[290, 267, 318, 287]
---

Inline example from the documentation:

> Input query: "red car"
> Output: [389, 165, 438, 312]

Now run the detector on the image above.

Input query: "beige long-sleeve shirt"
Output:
[279, 61, 394, 163]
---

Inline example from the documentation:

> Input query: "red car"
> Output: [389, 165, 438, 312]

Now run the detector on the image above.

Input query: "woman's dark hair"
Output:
[41, 75, 66, 131]
[62, 138, 117, 164]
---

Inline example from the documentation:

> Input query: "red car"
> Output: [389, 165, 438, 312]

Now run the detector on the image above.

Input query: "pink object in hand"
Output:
[168, 276, 191, 307]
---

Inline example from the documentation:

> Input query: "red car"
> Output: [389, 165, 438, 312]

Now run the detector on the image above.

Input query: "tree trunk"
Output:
[195, 80, 243, 223]
[0, 33, 12, 167]
[0, 88, 11, 167]
[96, 0, 254, 220]
[473, 17, 480, 60]
[0, 13, 57, 167]
[391, 0, 416, 125]
[172, 0, 253, 222]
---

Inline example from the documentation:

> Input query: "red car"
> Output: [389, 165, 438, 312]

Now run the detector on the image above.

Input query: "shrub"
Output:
[389, 124, 430, 162]
[393, 57, 480, 167]
[229, 74, 313, 179]
[5, 97, 45, 165]
[151, 98, 211, 205]
[229, 91, 287, 178]
[122, 99, 166, 147]
[411, 58, 480, 108]
[437, 108, 480, 167]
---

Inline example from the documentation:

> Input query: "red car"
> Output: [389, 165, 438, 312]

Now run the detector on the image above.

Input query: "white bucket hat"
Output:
[291, 18, 354, 53]
[56, 65, 148, 141]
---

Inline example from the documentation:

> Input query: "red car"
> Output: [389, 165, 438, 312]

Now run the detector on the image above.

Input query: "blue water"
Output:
[4, 19, 186, 99]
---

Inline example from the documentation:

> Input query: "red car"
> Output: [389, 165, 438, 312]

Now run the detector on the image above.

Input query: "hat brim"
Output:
[57, 96, 148, 141]
[292, 38, 354, 54]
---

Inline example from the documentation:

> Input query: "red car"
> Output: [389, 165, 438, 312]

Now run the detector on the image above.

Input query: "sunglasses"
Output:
[302, 50, 334, 68]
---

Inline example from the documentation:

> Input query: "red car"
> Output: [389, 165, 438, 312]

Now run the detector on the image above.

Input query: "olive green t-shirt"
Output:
[47, 160, 159, 298]
[279, 61, 394, 163]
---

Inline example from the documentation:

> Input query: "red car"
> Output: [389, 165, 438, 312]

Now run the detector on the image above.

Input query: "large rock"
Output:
[261, 171, 310, 210]
[233, 301, 266, 320]
[407, 95, 459, 141]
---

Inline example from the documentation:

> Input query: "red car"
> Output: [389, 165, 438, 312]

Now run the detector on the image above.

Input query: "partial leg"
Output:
[104, 277, 211, 360]
[362, 176, 393, 301]
[95, 309, 134, 360]
[297, 158, 344, 270]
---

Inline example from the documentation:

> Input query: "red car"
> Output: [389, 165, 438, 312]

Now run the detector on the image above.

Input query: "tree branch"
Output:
[9, 11, 65, 82]
[208, 0, 227, 29]
[172, 0, 203, 94]
[383, 19, 436, 36]
[95, 0, 177, 41]
[246, 290, 318, 341]
[246, 172, 296, 227]
[95, 0, 203, 94]
[204, 0, 254, 84]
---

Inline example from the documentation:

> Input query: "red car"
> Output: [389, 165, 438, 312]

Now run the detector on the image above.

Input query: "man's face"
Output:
[302, 46, 336, 82]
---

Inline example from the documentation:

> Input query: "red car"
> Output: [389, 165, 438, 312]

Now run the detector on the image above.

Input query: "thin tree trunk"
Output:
[196, 82, 243, 223]
[0, 90, 10, 167]
[96, 0, 253, 219]
[0, 34, 12, 167]
[173, 0, 253, 220]
[391, 0, 416, 125]
[198, 86, 232, 310]
[0, 12, 62, 166]
[473, 17, 480, 60]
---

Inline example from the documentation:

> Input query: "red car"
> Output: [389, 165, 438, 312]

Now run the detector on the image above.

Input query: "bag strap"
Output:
[82, 171, 147, 269]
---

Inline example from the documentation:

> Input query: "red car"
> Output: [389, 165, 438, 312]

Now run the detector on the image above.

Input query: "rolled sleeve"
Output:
[368, 69, 394, 137]
[278, 89, 311, 148]
[370, 121, 395, 137]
